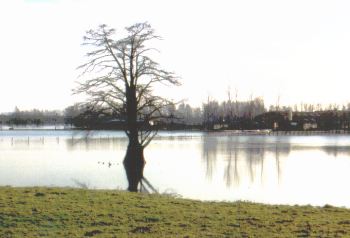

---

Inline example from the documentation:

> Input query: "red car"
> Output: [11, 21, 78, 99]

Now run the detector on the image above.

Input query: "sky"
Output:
[0, 0, 350, 112]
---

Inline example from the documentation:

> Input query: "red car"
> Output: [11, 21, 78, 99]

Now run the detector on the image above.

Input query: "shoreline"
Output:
[1, 127, 350, 134]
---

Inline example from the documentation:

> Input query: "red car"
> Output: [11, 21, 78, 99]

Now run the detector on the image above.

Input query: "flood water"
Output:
[1, 130, 350, 207]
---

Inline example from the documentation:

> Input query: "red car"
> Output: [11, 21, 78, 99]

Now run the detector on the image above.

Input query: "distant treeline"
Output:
[0, 107, 64, 127]
[202, 98, 350, 131]
[1, 100, 350, 131]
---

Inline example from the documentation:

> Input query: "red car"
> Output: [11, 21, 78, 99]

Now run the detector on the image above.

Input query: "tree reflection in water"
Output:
[223, 136, 240, 187]
[201, 135, 218, 180]
[201, 135, 292, 188]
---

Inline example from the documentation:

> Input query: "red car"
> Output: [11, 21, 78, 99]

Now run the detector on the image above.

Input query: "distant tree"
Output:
[14, 106, 20, 114]
[316, 103, 322, 111]
[202, 97, 219, 129]
[293, 104, 298, 112]
[64, 104, 85, 127]
[76, 23, 180, 191]
[64, 104, 81, 118]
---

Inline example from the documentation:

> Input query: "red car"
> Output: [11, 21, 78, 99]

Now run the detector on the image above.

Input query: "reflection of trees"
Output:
[202, 135, 292, 188]
[224, 137, 239, 187]
[275, 144, 281, 185]
[65, 137, 128, 151]
[246, 147, 265, 184]
[260, 146, 265, 184]
[291, 145, 350, 157]
[320, 146, 350, 157]
[202, 135, 218, 180]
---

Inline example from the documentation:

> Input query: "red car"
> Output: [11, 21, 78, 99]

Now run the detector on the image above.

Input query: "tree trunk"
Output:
[123, 85, 145, 192]
[123, 142, 145, 192]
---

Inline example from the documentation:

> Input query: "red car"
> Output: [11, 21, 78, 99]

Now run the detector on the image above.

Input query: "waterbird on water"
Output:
[98, 161, 112, 168]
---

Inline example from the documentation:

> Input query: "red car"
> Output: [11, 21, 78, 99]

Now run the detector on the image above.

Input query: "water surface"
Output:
[1, 130, 350, 207]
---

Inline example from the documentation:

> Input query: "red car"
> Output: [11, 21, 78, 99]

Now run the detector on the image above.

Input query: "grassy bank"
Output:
[1, 187, 350, 237]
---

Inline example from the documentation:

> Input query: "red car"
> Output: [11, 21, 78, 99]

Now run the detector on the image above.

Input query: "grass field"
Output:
[1, 187, 350, 237]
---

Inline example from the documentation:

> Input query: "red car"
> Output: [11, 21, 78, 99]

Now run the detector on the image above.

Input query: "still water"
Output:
[1, 130, 350, 207]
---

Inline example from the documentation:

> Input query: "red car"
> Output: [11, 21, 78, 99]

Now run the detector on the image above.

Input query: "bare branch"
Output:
[75, 22, 180, 147]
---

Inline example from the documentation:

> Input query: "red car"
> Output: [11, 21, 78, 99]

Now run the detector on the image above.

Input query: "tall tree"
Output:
[76, 23, 180, 191]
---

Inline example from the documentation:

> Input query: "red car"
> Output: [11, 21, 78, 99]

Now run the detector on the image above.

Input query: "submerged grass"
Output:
[1, 187, 350, 237]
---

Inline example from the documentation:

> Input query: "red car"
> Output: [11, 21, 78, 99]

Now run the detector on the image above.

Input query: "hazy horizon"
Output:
[1, 0, 350, 112]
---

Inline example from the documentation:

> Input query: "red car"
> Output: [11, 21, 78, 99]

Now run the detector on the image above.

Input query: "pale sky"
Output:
[1, 0, 350, 112]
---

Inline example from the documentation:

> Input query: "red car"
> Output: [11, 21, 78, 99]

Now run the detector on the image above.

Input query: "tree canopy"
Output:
[75, 22, 180, 146]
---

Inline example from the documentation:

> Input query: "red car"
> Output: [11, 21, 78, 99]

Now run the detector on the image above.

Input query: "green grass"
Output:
[1, 187, 350, 237]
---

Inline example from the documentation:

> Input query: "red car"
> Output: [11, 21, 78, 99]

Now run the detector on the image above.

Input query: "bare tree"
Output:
[75, 23, 180, 191]
[234, 87, 239, 117]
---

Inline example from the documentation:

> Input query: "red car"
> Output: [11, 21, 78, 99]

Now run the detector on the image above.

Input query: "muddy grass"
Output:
[1, 187, 350, 237]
